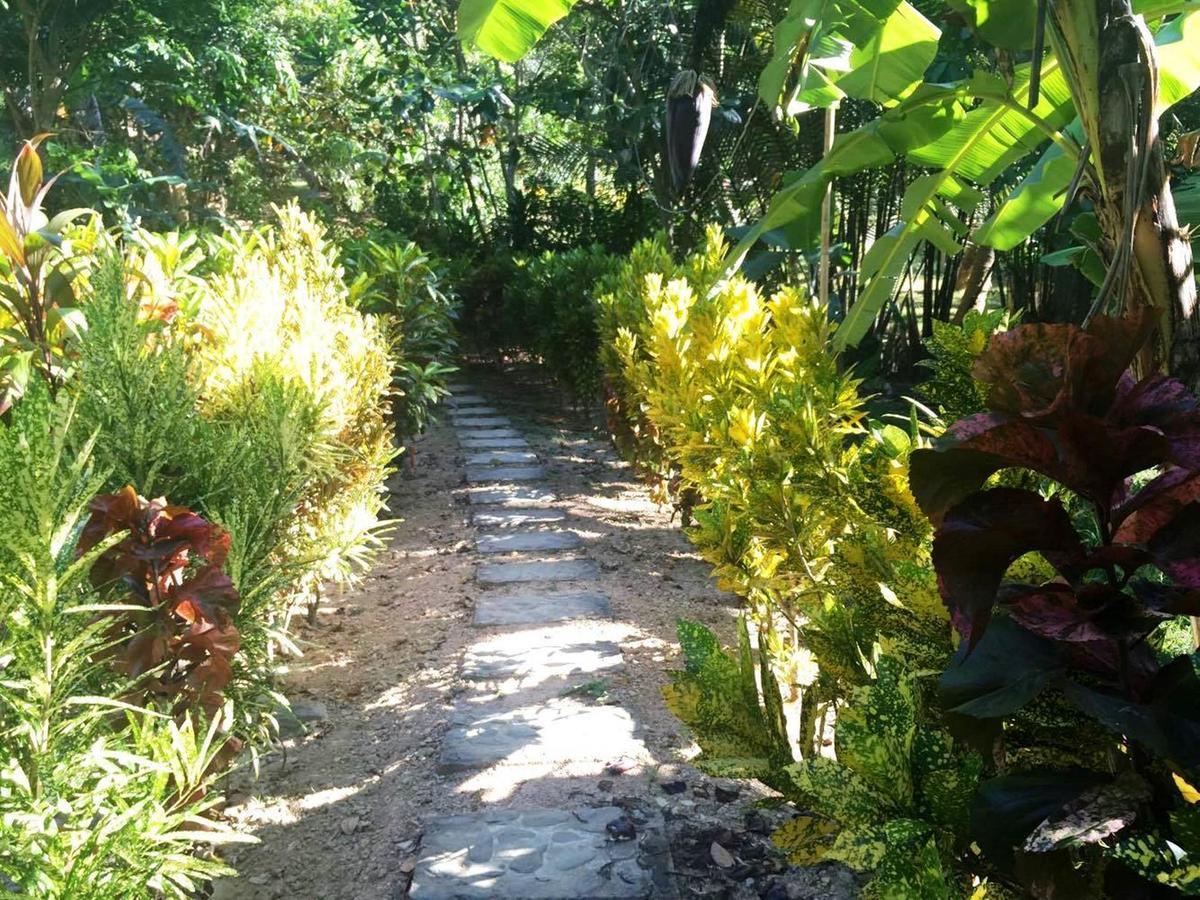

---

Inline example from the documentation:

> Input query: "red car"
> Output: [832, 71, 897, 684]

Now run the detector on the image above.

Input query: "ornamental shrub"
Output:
[344, 237, 458, 441]
[502, 245, 618, 404]
[598, 226, 951, 750]
[0, 383, 250, 898]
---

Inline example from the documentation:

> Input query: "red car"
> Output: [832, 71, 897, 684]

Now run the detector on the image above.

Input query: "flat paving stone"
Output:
[474, 590, 611, 625]
[449, 394, 488, 406]
[467, 465, 547, 483]
[460, 436, 531, 451]
[476, 531, 582, 554]
[468, 486, 557, 506]
[477, 559, 598, 585]
[455, 417, 513, 429]
[459, 428, 523, 441]
[451, 404, 499, 414]
[466, 450, 539, 466]
[472, 507, 567, 527]
[409, 806, 672, 899]
[438, 699, 642, 774]
[462, 632, 623, 681]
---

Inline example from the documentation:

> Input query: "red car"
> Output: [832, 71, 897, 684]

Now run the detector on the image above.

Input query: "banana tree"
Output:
[742, 0, 1200, 382]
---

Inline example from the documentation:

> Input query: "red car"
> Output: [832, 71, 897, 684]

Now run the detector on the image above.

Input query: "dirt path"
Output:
[212, 365, 858, 900]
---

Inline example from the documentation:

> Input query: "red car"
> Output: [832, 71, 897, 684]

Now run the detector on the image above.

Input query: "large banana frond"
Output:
[759, 0, 940, 116]
[976, 9, 1200, 250]
[737, 4, 1200, 350]
[457, 0, 579, 62]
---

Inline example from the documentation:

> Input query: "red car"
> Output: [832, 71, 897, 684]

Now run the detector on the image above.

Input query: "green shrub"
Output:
[193, 204, 397, 600]
[68, 257, 324, 743]
[504, 246, 618, 404]
[346, 238, 458, 440]
[917, 308, 1010, 423]
[0, 383, 250, 898]
[597, 227, 967, 885]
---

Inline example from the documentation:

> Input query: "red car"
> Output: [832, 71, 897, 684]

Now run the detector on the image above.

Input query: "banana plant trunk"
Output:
[1050, 0, 1200, 382]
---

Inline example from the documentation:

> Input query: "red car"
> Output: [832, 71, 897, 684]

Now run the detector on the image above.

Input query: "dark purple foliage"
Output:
[910, 311, 1200, 772]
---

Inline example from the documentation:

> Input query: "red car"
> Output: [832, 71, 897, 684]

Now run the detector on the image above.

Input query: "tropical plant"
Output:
[347, 237, 458, 440]
[910, 311, 1200, 894]
[0, 137, 92, 413]
[782, 657, 985, 899]
[600, 227, 953, 751]
[502, 245, 617, 404]
[662, 618, 793, 784]
[918, 308, 1012, 423]
[79, 486, 242, 720]
[457, 0, 580, 62]
[0, 381, 251, 898]
[664, 621, 991, 897]
[196, 203, 397, 601]
[739, 0, 1200, 381]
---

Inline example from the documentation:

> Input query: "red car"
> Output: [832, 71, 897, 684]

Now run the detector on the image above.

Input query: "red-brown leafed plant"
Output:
[78, 486, 241, 717]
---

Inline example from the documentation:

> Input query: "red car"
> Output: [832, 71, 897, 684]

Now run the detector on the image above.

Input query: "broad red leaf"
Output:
[934, 488, 1086, 647]
[1147, 503, 1200, 587]
[1005, 583, 1111, 643]
[972, 311, 1157, 423]
[1115, 473, 1200, 544]
[79, 487, 241, 719]
[1054, 415, 1171, 508]
[79, 485, 142, 556]
[910, 415, 1061, 521]
[173, 565, 239, 627]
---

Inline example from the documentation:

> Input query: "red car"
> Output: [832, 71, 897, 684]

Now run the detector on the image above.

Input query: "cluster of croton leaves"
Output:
[600, 230, 1200, 894]
[80, 486, 242, 722]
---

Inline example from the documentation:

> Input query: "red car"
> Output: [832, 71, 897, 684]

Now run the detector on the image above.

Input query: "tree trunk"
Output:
[1050, 0, 1198, 380]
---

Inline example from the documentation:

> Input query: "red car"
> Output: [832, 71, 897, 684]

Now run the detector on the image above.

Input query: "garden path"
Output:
[405, 383, 673, 899]
[213, 368, 858, 900]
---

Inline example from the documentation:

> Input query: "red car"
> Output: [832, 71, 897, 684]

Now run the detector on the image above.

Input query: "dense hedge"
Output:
[0, 147, 455, 895]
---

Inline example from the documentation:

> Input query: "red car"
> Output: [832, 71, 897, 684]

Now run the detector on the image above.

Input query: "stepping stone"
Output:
[449, 394, 488, 406]
[460, 436, 531, 451]
[455, 417, 512, 429]
[477, 559, 598, 585]
[466, 450, 539, 466]
[476, 531, 582, 554]
[438, 698, 642, 774]
[469, 486, 556, 506]
[409, 807, 672, 899]
[452, 406, 500, 417]
[462, 633, 623, 680]
[472, 507, 566, 527]
[459, 428, 523, 441]
[467, 465, 546, 483]
[474, 590, 611, 625]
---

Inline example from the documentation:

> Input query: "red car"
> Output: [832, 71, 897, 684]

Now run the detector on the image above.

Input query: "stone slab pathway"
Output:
[454, 416, 513, 429]
[468, 486, 557, 506]
[476, 531, 582, 554]
[466, 450, 539, 466]
[461, 631, 623, 681]
[476, 558, 599, 584]
[410, 807, 672, 899]
[466, 465, 547, 483]
[471, 507, 567, 527]
[459, 428, 523, 441]
[409, 384, 664, 900]
[473, 590, 612, 626]
[459, 436, 531, 450]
